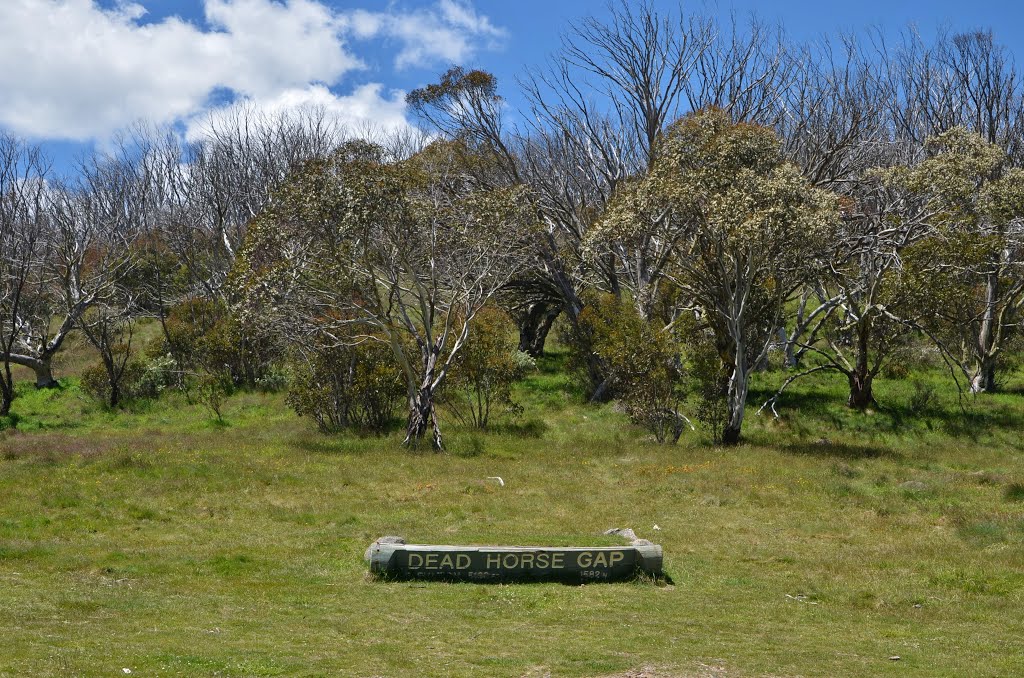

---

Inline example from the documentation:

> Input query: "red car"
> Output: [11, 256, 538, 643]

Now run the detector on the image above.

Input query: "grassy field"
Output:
[1, 353, 1023, 677]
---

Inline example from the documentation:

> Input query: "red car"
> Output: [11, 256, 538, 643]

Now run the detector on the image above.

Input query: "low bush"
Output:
[287, 342, 403, 434]
[572, 294, 691, 443]
[163, 298, 283, 390]
[445, 306, 532, 429]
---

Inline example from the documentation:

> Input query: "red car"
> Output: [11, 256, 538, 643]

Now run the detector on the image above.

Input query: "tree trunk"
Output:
[102, 354, 121, 408]
[544, 252, 608, 398]
[847, 372, 874, 409]
[970, 357, 998, 394]
[721, 353, 748, 446]
[404, 387, 442, 451]
[972, 270, 1000, 393]
[0, 368, 12, 417]
[32, 357, 57, 389]
[517, 303, 561, 358]
[108, 375, 121, 408]
[848, 325, 875, 409]
[4, 353, 59, 389]
[779, 326, 797, 369]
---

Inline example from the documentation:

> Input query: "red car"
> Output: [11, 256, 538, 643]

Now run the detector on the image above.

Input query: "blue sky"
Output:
[2, 1, 1022, 171]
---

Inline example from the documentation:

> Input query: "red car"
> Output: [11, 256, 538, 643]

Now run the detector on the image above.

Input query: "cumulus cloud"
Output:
[0, 0, 504, 141]
[185, 83, 414, 142]
[343, 0, 507, 69]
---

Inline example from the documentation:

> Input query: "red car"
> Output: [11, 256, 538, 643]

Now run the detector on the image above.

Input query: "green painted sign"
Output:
[366, 542, 663, 583]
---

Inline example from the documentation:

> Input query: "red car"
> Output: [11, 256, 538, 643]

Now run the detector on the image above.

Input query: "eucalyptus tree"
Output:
[885, 128, 1024, 393]
[889, 30, 1024, 158]
[753, 40, 944, 409]
[179, 104, 346, 299]
[682, 12, 794, 127]
[599, 108, 838, 444]
[5, 136, 152, 390]
[236, 140, 534, 450]
[518, 0, 715, 327]
[760, 167, 936, 412]
[886, 32, 1024, 393]
[0, 133, 49, 412]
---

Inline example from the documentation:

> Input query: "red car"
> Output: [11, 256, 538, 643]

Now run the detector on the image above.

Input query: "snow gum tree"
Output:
[0, 134, 48, 413]
[598, 108, 838, 444]
[885, 128, 1024, 393]
[235, 140, 534, 450]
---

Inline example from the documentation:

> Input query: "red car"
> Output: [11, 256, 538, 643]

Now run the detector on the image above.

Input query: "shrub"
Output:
[687, 335, 730, 444]
[287, 341, 403, 434]
[197, 369, 233, 422]
[908, 379, 939, 413]
[1004, 483, 1024, 502]
[445, 306, 531, 429]
[560, 300, 605, 400]
[574, 294, 691, 443]
[138, 353, 179, 398]
[163, 298, 282, 389]
[80, 347, 146, 407]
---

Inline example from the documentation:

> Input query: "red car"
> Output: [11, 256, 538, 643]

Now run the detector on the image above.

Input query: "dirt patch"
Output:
[0, 431, 123, 461]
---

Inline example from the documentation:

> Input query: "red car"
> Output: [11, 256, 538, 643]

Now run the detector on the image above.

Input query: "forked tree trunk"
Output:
[31, 357, 57, 389]
[405, 387, 442, 451]
[5, 353, 59, 389]
[970, 357, 998, 394]
[847, 372, 875, 410]
[848, 329, 875, 409]
[972, 271, 1000, 393]
[517, 303, 561, 358]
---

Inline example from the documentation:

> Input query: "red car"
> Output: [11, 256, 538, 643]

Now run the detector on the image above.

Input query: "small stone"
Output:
[889, 656, 901, 661]
[603, 527, 638, 542]
[364, 536, 406, 561]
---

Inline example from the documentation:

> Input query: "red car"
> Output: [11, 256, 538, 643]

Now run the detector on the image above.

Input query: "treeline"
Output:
[2, 2, 1024, 448]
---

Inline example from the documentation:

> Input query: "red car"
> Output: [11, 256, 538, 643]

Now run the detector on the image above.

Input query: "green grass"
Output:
[1, 356, 1023, 676]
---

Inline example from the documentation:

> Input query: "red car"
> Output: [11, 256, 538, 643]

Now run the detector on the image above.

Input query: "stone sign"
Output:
[366, 539, 663, 583]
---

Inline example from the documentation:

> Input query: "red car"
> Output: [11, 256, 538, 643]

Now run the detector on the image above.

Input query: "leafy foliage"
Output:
[163, 298, 281, 390]
[572, 294, 691, 443]
[444, 306, 531, 429]
[233, 139, 535, 449]
[596, 108, 839, 443]
[286, 341, 404, 434]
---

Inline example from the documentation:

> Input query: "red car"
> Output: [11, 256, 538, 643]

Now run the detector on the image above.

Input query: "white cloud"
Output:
[343, 0, 507, 70]
[185, 83, 414, 142]
[0, 0, 504, 142]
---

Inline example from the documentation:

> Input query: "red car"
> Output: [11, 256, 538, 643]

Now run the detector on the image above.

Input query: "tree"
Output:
[78, 304, 138, 408]
[410, 3, 713, 390]
[286, 339, 403, 434]
[890, 128, 1024, 392]
[763, 173, 934, 411]
[236, 140, 534, 450]
[179, 105, 346, 300]
[889, 30, 1024, 159]
[576, 294, 691, 443]
[0, 133, 49, 413]
[599, 108, 838, 444]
